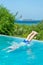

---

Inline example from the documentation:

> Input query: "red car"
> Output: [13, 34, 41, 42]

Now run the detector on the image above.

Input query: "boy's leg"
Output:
[26, 31, 34, 40]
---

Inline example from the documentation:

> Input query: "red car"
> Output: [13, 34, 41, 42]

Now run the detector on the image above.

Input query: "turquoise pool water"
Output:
[0, 35, 43, 65]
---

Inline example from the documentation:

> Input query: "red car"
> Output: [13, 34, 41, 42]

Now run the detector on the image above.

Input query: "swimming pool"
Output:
[0, 35, 43, 65]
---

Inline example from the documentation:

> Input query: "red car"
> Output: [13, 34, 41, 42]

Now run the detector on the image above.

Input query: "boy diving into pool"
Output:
[3, 31, 38, 52]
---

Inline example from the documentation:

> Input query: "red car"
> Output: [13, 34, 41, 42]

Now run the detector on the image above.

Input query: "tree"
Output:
[0, 6, 16, 35]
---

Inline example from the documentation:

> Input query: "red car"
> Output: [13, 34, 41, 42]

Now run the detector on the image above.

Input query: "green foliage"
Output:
[0, 6, 15, 35]
[14, 21, 43, 40]
[0, 6, 43, 40]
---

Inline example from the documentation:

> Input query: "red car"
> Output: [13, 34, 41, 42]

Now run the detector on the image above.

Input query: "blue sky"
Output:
[0, 0, 43, 20]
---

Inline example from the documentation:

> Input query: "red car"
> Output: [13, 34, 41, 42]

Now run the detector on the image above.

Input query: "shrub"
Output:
[0, 6, 15, 35]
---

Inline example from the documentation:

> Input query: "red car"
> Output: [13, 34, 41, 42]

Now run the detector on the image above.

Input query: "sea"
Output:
[15, 20, 41, 25]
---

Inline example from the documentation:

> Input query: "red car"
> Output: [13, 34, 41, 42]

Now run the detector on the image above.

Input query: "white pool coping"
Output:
[0, 34, 43, 43]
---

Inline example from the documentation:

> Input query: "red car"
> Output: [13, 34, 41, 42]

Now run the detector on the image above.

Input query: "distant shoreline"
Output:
[15, 20, 41, 25]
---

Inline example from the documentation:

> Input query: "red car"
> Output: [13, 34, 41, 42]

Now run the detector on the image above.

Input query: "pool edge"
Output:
[0, 34, 43, 43]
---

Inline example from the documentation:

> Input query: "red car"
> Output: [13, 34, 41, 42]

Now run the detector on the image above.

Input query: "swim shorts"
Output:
[23, 39, 30, 44]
